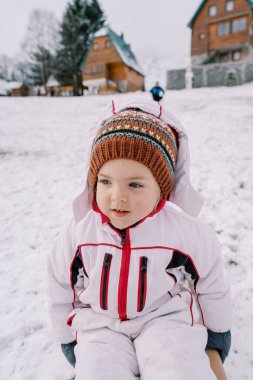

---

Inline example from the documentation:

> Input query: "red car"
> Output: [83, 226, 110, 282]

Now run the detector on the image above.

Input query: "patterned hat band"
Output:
[88, 109, 178, 199]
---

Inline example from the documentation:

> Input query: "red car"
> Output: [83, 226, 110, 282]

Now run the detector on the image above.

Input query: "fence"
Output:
[166, 61, 253, 90]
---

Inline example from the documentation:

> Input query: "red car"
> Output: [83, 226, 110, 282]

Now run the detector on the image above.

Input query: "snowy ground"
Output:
[1, 83, 253, 379]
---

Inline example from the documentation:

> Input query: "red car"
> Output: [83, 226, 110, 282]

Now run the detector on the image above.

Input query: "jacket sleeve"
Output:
[47, 219, 77, 343]
[186, 222, 233, 334]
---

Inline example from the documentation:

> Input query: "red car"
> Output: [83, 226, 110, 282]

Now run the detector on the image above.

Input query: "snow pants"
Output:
[74, 315, 216, 380]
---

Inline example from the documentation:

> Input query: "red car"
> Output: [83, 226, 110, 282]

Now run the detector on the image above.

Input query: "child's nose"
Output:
[111, 185, 127, 203]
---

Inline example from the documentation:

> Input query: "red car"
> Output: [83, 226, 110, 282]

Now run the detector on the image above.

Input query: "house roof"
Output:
[5, 81, 23, 90]
[188, 0, 253, 28]
[80, 26, 144, 76]
[46, 76, 60, 87]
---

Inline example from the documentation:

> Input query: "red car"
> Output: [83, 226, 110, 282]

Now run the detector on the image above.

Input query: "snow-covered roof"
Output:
[46, 76, 60, 87]
[108, 28, 144, 76]
[5, 81, 23, 90]
[82, 26, 144, 76]
[94, 27, 108, 38]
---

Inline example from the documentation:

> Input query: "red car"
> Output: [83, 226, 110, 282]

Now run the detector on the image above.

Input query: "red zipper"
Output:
[118, 229, 131, 320]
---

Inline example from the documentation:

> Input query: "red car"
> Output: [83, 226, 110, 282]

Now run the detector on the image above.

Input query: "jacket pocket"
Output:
[100, 253, 113, 310]
[137, 256, 148, 312]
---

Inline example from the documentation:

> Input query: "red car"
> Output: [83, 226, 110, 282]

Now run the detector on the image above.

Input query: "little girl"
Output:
[48, 96, 232, 379]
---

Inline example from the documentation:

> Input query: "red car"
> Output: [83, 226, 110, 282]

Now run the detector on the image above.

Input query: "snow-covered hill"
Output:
[1, 83, 253, 379]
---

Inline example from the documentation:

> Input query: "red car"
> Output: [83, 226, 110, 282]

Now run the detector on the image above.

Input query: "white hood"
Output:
[73, 94, 205, 222]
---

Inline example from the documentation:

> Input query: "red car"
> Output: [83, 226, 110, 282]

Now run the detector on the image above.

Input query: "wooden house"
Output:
[5, 81, 29, 96]
[188, 0, 253, 65]
[81, 27, 145, 94]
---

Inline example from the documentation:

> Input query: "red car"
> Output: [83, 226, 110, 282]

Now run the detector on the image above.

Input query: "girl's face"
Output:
[96, 159, 161, 229]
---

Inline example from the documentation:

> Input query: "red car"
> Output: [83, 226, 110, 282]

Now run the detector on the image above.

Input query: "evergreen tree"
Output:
[55, 0, 105, 95]
[29, 46, 54, 89]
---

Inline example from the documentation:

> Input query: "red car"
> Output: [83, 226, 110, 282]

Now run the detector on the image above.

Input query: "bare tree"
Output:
[18, 9, 60, 91]
[22, 9, 60, 58]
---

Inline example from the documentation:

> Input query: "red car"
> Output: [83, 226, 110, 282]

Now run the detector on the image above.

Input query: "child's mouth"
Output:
[111, 209, 129, 217]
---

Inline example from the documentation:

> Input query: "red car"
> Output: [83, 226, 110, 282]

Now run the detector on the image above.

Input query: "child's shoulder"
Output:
[162, 203, 220, 257]
[163, 202, 215, 239]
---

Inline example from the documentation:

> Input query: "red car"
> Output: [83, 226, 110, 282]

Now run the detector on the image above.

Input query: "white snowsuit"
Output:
[48, 96, 233, 379]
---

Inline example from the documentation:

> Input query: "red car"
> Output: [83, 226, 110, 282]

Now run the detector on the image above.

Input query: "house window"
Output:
[105, 40, 111, 48]
[220, 52, 229, 63]
[232, 51, 241, 61]
[96, 65, 104, 73]
[209, 5, 217, 16]
[84, 66, 91, 74]
[93, 43, 98, 51]
[84, 66, 103, 74]
[232, 17, 247, 33]
[226, 0, 234, 12]
[217, 22, 230, 36]
[199, 33, 206, 40]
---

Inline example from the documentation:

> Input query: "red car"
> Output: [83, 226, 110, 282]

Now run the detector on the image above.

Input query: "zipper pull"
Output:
[141, 256, 148, 272]
[103, 253, 112, 269]
[121, 229, 126, 245]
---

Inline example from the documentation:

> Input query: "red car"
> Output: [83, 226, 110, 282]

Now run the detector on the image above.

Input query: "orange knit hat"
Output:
[88, 109, 178, 199]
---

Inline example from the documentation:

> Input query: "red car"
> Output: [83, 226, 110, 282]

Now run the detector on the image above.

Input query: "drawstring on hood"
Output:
[111, 99, 116, 115]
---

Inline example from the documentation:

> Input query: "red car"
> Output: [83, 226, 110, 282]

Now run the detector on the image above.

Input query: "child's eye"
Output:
[129, 182, 143, 188]
[99, 179, 110, 185]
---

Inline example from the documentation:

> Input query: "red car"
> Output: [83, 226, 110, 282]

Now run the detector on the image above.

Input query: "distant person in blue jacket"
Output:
[150, 81, 165, 102]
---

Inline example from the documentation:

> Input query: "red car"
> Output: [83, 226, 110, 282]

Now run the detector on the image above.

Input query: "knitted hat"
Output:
[88, 109, 178, 199]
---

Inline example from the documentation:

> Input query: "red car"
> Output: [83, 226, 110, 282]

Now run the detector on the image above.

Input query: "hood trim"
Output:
[73, 95, 205, 223]
[91, 197, 167, 228]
